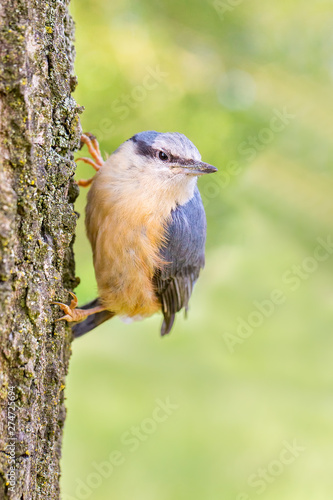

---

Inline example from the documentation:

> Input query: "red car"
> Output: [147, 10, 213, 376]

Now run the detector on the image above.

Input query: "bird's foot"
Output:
[52, 292, 106, 323]
[52, 292, 88, 323]
[76, 133, 104, 187]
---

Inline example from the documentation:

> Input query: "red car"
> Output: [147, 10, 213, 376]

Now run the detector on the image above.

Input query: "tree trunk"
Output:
[0, 1, 81, 498]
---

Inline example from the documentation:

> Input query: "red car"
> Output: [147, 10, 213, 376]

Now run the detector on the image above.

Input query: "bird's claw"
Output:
[52, 292, 87, 323]
[76, 133, 104, 187]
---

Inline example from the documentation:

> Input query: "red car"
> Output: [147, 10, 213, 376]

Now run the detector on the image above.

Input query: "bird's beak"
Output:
[180, 161, 218, 176]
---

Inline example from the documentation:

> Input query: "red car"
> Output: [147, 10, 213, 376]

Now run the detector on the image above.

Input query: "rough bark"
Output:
[0, 1, 81, 498]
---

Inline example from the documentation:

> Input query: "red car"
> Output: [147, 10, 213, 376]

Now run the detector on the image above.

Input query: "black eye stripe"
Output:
[134, 140, 155, 158]
[133, 140, 195, 165]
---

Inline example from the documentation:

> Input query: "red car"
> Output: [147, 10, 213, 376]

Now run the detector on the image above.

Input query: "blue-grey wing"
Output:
[153, 187, 206, 335]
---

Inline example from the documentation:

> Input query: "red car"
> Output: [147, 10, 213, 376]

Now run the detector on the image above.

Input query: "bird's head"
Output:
[130, 130, 217, 177]
[108, 131, 216, 204]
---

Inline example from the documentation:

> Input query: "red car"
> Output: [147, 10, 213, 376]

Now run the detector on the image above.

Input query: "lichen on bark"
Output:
[0, 1, 81, 498]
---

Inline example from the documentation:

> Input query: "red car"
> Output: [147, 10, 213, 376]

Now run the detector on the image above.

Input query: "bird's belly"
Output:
[97, 261, 161, 317]
[93, 224, 163, 317]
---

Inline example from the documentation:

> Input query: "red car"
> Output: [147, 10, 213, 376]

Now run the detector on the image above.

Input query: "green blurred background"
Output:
[61, 1, 333, 499]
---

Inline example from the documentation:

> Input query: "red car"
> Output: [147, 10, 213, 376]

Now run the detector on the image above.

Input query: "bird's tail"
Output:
[72, 298, 115, 339]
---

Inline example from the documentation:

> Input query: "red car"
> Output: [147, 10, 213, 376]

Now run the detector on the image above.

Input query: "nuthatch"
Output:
[54, 131, 217, 336]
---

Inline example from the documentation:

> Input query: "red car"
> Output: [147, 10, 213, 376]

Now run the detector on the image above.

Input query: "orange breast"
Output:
[85, 183, 169, 317]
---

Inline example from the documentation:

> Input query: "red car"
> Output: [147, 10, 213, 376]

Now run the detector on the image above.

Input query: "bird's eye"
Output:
[159, 151, 169, 161]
